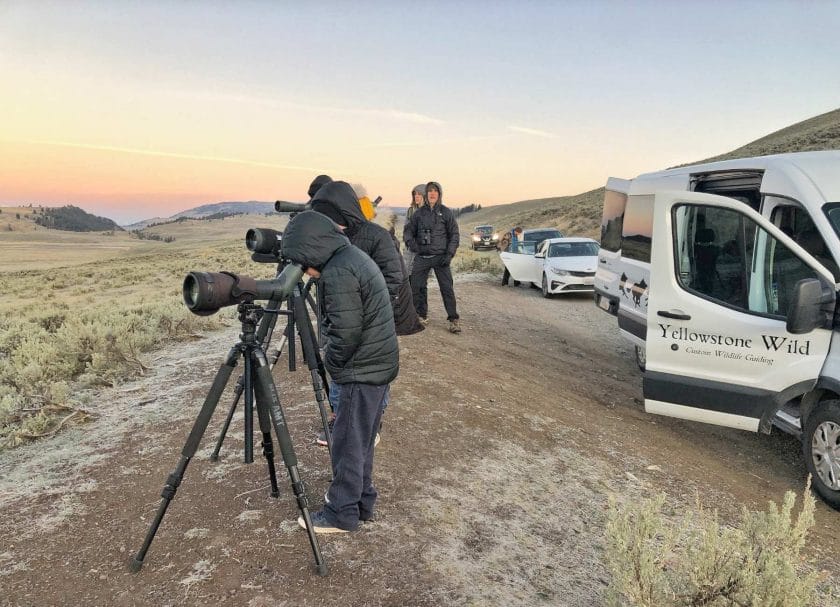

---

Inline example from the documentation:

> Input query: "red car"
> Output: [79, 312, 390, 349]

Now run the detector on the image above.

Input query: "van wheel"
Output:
[541, 274, 551, 298]
[803, 400, 840, 510]
[634, 345, 646, 372]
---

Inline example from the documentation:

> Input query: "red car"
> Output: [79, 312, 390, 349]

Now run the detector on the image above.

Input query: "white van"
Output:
[594, 151, 840, 510]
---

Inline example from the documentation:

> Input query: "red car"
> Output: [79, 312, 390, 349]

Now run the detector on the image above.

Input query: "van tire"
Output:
[634, 345, 646, 372]
[802, 400, 840, 510]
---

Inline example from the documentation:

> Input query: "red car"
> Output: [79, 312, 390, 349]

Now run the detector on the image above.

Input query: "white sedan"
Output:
[500, 237, 599, 297]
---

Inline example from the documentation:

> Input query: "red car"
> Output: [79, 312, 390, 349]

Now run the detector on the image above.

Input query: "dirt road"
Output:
[1, 274, 838, 606]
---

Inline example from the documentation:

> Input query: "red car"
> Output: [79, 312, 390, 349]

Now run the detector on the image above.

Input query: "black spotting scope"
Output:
[183, 263, 304, 315]
[275, 200, 310, 213]
[246, 227, 283, 260]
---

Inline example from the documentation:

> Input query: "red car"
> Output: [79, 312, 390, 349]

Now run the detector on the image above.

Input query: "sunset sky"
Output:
[2, 1, 839, 224]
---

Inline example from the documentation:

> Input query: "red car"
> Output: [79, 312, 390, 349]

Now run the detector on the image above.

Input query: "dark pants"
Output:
[410, 254, 459, 321]
[324, 383, 388, 530]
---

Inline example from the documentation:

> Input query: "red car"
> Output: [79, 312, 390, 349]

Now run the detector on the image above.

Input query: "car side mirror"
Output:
[786, 277, 835, 334]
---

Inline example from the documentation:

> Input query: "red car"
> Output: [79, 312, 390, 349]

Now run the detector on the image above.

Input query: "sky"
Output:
[1, 1, 839, 224]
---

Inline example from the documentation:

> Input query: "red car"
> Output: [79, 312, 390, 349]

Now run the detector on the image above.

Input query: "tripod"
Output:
[209, 274, 333, 463]
[130, 302, 328, 576]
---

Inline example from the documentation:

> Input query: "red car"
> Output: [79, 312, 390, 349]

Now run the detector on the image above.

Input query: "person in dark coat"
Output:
[281, 211, 399, 533]
[310, 180, 424, 336]
[403, 181, 461, 333]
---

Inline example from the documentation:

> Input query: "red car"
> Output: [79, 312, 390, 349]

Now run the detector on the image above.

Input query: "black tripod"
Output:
[209, 275, 333, 463]
[130, 302, 328, 576]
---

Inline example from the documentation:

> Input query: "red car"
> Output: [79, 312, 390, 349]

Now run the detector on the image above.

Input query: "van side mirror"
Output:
[786, 278, 835, 334]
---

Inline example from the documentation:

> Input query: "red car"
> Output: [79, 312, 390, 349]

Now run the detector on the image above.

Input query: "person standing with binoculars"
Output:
[403, 181, 461, 333]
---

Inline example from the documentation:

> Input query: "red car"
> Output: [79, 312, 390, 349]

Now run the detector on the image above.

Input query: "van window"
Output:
[622, 195, 653, 262]
[773, 204, 840, 280]
[673, 204, 819, 317]
[600, 190, 627, 252]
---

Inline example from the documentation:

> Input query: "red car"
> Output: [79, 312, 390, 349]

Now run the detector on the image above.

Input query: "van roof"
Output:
[635, 151, 840, 202]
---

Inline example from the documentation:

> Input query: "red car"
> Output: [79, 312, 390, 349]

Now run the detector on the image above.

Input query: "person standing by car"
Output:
[404, 181, 461, 333]
[499, 227, 523, 286]
[281, 211, 399, 533]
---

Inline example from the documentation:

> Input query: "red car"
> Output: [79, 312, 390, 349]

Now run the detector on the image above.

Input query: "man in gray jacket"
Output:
[282, 211, 399, 533]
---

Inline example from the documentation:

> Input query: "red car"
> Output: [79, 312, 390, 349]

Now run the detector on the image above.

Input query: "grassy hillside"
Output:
[459, 107, 840, 242]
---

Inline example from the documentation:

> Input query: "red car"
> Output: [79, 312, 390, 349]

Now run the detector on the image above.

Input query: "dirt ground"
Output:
[1, 273, 839, 606]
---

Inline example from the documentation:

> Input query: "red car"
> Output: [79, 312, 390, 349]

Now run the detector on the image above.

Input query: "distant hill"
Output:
[172, 201, 275, 219]
[34, 205, 123, 232]
[460, 106, 840, 240]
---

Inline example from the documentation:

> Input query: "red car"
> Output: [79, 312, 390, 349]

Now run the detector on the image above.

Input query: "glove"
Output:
[442, 254, 452, 267]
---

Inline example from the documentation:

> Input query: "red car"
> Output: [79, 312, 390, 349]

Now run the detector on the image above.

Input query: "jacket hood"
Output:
[307, 174, 333, 200]
[425, 181, 443, 205]
[310, 180, 366, 230]
[411, 184, 426, 199]
[281, 211, 350, 270]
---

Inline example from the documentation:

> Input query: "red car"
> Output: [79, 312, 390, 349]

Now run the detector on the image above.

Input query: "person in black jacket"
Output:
[309, 180, 424, 336]
[281, 211, 399, 533]
[403, 181, 462, 333]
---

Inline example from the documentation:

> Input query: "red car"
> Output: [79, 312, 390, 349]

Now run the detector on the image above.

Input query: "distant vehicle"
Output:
[521, 228, 564, 251]
[471, 225, 499, 250]
[501, 237, 598, 296]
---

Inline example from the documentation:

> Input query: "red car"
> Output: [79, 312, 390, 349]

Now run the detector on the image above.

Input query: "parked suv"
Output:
[471, 225, 498, 250]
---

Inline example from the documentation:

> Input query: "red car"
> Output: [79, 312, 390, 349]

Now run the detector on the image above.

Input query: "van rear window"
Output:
[600, 190, 627, 252]
[622, 195, 654, 263]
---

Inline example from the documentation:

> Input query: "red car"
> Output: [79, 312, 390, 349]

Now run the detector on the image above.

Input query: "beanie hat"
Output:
[308, 174, 333, 199]
[310, 200, 346, 227]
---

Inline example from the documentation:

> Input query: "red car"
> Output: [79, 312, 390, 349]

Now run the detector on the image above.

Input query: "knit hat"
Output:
[308, 174, 333, 199]
[310, 200, 346, 227]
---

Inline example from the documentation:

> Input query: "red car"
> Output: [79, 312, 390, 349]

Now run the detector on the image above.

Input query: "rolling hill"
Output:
[459, 107, 840, 240]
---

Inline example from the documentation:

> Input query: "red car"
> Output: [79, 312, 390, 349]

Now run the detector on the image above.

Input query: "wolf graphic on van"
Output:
[619, 273, 649, 309]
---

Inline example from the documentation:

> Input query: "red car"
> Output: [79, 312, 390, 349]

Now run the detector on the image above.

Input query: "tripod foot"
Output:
[271, 488, 280, 498]
[128, 557, 144, 573]
[316, 562, 329, 576]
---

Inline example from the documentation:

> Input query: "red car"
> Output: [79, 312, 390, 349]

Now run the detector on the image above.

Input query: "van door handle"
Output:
[657, 310, 691, 320]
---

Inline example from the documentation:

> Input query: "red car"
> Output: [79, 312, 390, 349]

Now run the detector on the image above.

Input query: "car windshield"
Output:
[475, 226, 493, 235]
[523, 229, 562, 243]
[548, 242, 599, 257]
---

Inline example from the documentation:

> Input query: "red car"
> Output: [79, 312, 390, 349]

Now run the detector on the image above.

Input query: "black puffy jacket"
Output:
[311, 181, 423, 336]
[281, 211, 399, 385]
[403, 182, 460, 258]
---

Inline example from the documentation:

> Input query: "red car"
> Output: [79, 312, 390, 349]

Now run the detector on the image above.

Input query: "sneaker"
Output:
[316, 418, 335, 447]
[298, 510, 351, 534]
[374, 432, 380, 447]
[418, 316, 428, 326]
[448, 319, 461, 334]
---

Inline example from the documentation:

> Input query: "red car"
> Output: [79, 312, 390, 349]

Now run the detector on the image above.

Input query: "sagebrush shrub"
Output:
[604, 484, 821, 607]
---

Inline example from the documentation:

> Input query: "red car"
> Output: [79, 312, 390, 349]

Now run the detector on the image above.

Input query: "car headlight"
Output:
[472, 235, 481, 241]
[492, 233, 499, 240]
[550, 266, 569, 276]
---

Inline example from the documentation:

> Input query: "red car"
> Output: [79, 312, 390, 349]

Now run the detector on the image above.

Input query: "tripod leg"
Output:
[252, 349, 328, 576]
[130, 347, 239, 573]
[293, 293, 334, 464]
[243, 353, 255, 464]
[209, 376, 244, 461]
[254, 373, 280, 498]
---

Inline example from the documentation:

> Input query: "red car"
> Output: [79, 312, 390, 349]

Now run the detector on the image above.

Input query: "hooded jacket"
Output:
[403, 181, 459, 258]
[406, 184, 425, 222]
[281, 211, 399, 385]
[310, 181, 416, 328]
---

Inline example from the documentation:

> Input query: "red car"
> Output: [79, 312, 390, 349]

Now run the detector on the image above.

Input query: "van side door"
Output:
[644, 190, 836, 433]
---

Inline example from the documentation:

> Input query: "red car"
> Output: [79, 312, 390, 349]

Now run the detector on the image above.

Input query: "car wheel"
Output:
[803, 400, 840, 510]
[634, 345, 646, 372]
[541, 274, 551, 298]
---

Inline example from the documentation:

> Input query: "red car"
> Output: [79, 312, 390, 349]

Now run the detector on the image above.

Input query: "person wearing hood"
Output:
[307, 174, 333, 201]
[310, 181, 424, 336]
[404, 184, 425, 273]
[403, 181, 462, 333]
[281, 211, 399, 533]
